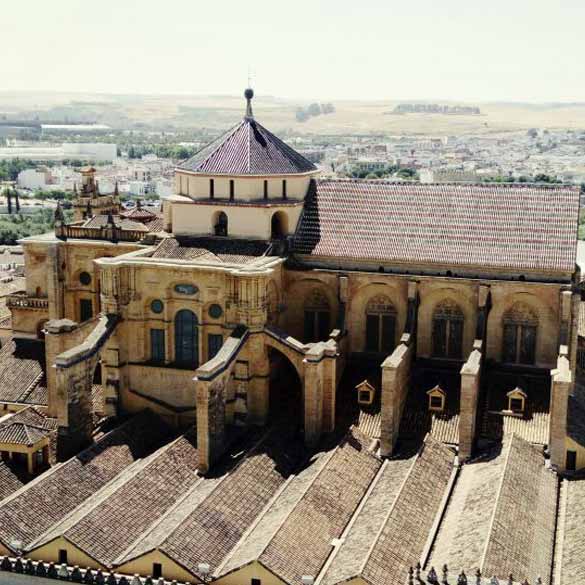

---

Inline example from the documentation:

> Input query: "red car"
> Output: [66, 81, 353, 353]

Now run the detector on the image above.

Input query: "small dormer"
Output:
[427, 385, 446, 412]
[356, 379, 375, 406]
[506, 387, 527, 415]
[169, 88, 320, 241]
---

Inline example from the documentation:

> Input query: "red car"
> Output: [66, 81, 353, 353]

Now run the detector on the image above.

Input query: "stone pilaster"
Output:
[196, 376, 227, 474]
[44, 319, 79, 418]
[459, 342, 482, 462]
[246, 335, 270, 425]
[550, 351, 571, 471]
[303, 345, 325, 447]
[380, 335, 412, 457]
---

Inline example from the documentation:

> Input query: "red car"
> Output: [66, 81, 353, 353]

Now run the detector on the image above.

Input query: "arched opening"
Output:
[213, 211, 228, 237]
[268, 347, 303, 433]
[304, 289, 331, 343]
[432, 299, 464, 359]
[270, 211, 288, 240]
[36, 319, 48, 340]
[365, 295, 396, 353]
[502, 302, 538, 365]
[174, 309, 199, 368]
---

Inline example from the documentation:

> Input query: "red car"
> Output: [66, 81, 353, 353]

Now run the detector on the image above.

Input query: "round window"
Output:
[151, 299, 164, 314]
[79, 271, 91, 286]
[208, 304, 223, 319]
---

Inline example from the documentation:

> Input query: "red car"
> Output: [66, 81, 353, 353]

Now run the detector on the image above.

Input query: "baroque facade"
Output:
[0, 89, 584, 585]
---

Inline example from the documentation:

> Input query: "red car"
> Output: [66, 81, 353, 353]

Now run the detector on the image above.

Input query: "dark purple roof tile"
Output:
[178, 118, 317, 176]
[293, 180, 580, 273]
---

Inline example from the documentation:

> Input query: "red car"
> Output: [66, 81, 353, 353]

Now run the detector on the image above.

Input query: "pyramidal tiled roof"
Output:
[293, 180, 580, 274]
[178, 115, 317, 176]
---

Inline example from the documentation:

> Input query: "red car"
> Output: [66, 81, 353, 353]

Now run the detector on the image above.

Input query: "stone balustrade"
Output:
[0, 555, 192, 584]
[56, 225, 148, 243]
[6, 293, 49, 310]
[408, 563, 543, 585]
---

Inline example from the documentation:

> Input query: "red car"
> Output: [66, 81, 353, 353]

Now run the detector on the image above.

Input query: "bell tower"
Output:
[72, 167, 121, 222]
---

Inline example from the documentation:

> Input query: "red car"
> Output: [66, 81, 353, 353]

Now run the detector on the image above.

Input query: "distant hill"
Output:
[1, 91, 585, 135]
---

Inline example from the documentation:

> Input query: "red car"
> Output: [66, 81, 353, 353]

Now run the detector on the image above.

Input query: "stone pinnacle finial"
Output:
[244, 87, 254, 119]
[54, 200, 64, 223]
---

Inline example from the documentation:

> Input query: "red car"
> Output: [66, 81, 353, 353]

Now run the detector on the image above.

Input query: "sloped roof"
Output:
[151, 237, 271, 265]
[429, 435, 557, 584]
[32, 433, 199, 568]
[0, 461, 24, 502]
[0, 411, 172, 551]
[178, 118, 317, 176]
[293, 180, 580, 274]
[0, 340, 46, 406]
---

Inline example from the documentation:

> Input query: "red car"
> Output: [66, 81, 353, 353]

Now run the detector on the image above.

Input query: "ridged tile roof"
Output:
[178, 118, 317, 176]
[293, 180, 580, 273]
[0, 412, 171, 551]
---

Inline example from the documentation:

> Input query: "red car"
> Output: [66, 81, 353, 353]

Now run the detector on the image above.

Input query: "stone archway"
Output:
[195, 326, 341, 473]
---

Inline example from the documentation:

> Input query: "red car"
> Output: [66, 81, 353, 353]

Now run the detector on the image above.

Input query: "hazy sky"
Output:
[3, 0, 585, 102]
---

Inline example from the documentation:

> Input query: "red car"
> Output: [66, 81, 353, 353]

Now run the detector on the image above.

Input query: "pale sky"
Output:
[3, 0, 585, 102]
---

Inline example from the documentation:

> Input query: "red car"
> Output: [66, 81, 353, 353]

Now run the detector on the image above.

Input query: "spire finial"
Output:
[244, 87, 254, 119]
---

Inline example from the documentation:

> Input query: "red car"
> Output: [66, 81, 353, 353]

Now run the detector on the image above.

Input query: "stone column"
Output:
[459, 343, 482, 462]
[550, 351, 571, 471]
[380, 337, 412, 457]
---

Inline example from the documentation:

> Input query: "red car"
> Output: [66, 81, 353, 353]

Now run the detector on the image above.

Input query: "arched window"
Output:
[174, 309, 199, 368]
[365, 295, 396, 353]
[271, 212, 288, 240]
[214, 211, 228, 237]
[432, 300, 464, 359]
[502, 303, 538, 365]
[304, 290, 331, 342]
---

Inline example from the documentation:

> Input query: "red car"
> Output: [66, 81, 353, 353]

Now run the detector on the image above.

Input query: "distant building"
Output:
[420, 168, 479, 183]
[0, 142, 117, 162]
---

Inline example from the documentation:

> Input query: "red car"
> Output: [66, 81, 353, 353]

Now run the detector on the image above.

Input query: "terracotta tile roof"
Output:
[482, 436, 557, 583]
[0, 423, 47, 446]
[38, 433, 199, 567]
[158, 430, 302, 578]
[429, 435, 556, 584]
[357, 409, 381, 440]
[178, 118, 317, 176]
[0, 340, 46, 405]
[481, 411, 550, 445]
[320, 456, 415, 585]
[218, 448, 335, 578]
[400, 410, 460, 444]
[120, 206, 159, 222]
[0, 411, 171, 551]
[557, 478, 585, 584]
[82, 215, 149, 231]
[257, 430, 381, 585]
[360, 437, 455, 585]
[151, 237, 271, 265]
[293, 180, 580, 274]
[0, 461, 24, 502]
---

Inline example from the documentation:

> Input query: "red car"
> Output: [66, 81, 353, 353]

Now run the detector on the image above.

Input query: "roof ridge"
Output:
[26, 446, 161, 553]
[315, 458, 391, 585]
[478, 434, 515, 571]
[357, 447, 421, 577]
